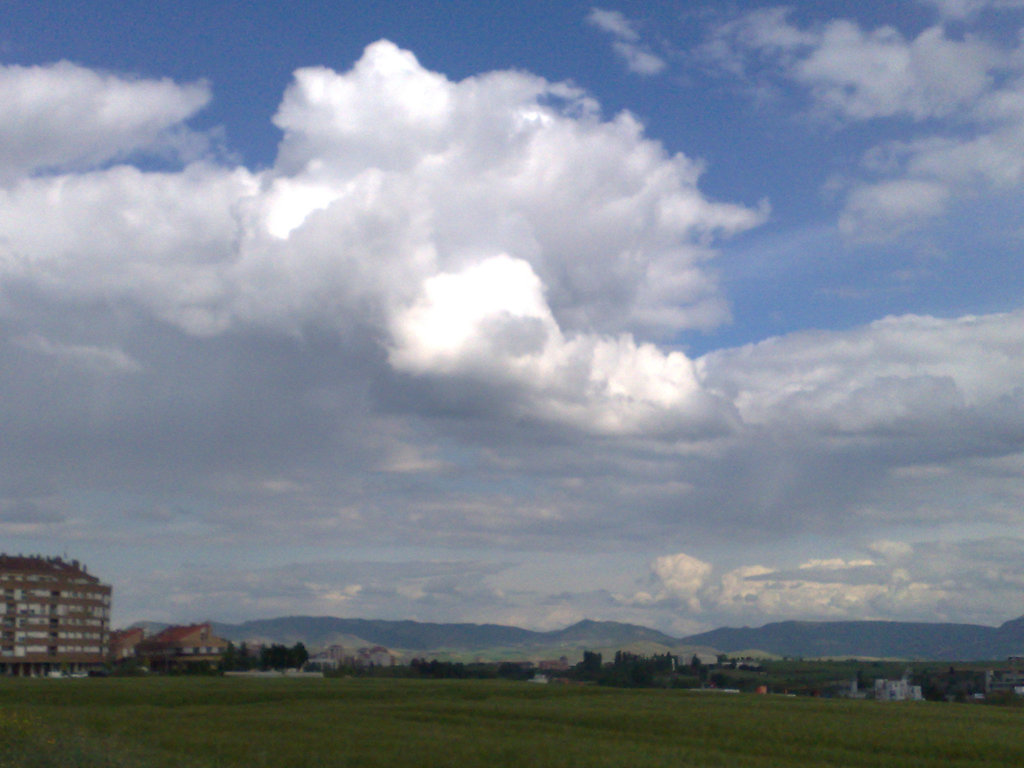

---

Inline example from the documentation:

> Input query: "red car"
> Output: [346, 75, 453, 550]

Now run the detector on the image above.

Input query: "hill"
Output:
[169, 614, 1024, 661]
[209, 616, 702, 661]
[682, 616, 1024, 660]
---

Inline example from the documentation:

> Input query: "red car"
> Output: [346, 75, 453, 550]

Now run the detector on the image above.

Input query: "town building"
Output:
[305, 643, 347, 671]
[873, 677, 923, 701]
[0, 554, 111, 677]
[985, 659, 1024, 695]
[135, 623, 228, 671]
[109, 627, 145, 661]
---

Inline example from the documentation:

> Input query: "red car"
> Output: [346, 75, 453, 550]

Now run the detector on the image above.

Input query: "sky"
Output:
[2, 0, 1024, 635]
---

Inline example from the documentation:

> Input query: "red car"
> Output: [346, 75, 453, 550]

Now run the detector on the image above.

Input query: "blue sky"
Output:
[3, 1, 1024, 635]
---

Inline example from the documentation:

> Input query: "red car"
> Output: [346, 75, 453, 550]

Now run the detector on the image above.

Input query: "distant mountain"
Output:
[184, 614, 1024, 661]
[209, 616, 691, 660]
[544, 619, 680, 648]
[681, 617, 1024, 660]
[211, 616, 537, 650]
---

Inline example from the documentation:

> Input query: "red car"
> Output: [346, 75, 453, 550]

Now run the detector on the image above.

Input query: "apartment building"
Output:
[0, 554, 112, 676]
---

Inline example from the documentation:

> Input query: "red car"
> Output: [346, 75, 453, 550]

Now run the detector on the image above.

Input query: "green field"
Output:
[1, 677, 1022, 767]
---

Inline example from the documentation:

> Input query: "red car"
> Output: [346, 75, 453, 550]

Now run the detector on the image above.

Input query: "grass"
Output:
[1, 677, 1023, 767]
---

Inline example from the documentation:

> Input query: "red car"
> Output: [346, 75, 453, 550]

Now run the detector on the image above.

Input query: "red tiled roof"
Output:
[0, 554, 101, 582]
[110, 628, 145, 644]
[151, 623, 209, 643]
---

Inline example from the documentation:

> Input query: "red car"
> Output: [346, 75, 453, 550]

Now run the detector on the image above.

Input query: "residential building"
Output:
[873, 677, 923, 701]
[0, 554, 111, 677]
[109, 627, 145, 661]
[306, 644, 347, 671]
[354, 645, 396, 667]
[985, 660, 1024, 695]
[136, 623, 228, 671]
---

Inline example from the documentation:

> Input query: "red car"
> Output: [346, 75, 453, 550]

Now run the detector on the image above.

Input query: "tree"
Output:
[290, 642, 309, 669]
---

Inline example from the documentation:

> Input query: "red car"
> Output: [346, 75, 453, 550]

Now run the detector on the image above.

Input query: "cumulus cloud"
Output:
[699, 309, 1024, 436]
[650, 553, 712, 610]
[4, 39, 1024, 630]
[645, 538, 1024, 625]
[0, 61, 211, 182]
[0, 41, 763, 435]
[388, 254, 734, 434]
[703, 9, 1024, 236]
[587, 8, 667, 75]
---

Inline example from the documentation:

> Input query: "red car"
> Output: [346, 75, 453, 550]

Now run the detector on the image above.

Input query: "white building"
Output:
[874, 677, 923, 701]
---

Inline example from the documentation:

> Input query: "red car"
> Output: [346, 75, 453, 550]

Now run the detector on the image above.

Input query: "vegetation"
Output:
[2, 676, 1024, 767]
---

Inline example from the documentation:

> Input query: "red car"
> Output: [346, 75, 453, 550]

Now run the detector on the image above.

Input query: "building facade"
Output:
[0, 554, 112, 676]
[135, 623, 228, 671]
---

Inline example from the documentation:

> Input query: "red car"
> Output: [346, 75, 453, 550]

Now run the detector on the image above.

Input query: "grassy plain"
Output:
[1, 677, 1022, 767]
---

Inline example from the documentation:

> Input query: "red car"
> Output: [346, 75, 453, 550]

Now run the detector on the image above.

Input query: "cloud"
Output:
[587, 8, 667, 75]
[700, 310, 1024, 436]
[389, 254, 734, 435]
[703, 9, 1024, 236]
[14, 333, 142, 374]
[4, 39, 1024, 631]
[0, 61, 211, 183]
[646, 538, 1024, 625]
[706, 12, 999, 121]
[0, 41, 763, 435]
[116, 559, 525, 626]
[919, 0, 1024, 19]
[650, 553, 712, 610]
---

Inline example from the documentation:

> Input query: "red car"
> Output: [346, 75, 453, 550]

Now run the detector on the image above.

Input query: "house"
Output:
[305, 644, 347, 671]
[985, 661, 1024, 695]
[109, 627, 145, 661]
[354, 645, 396, 667]
[136, 623, 228, 672]
[0, 554, 111, 677]
[538, 657, 570, 672]
[873, 677, 923, 701]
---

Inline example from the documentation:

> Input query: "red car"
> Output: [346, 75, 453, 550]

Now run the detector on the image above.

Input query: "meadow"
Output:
[1, 677, 1022, 767]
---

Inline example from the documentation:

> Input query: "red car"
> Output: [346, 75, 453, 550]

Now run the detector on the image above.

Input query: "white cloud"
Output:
[839, 178, 951, 237]
[650, 553, 712, 610]
[0, 61, 211, 183]
[704, 9, 1024, 235]
[612, 42, 669, 76]
[647, 539, 1024, 625]
[700, 308, 1024, 436]
[1, 41, 763, 434]
[587, 8, 641, 42]
[388, 254, 728, 435]
[794, 23, 998, 121]
[0, 163, 259, 335]
[919, 0, 1024, 19]
[4, 39, 1024, 630]
[14, 334, 142, 374]
[587, 8, 667, 75]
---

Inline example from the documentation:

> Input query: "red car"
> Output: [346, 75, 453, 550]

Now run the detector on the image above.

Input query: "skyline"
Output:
[2, 1, 1024, 633]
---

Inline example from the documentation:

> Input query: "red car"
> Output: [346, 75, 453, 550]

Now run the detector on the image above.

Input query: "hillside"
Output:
[209, 616, 698, 661]
[171, 614, 1024, 661]
[682, 617, 1024, 660]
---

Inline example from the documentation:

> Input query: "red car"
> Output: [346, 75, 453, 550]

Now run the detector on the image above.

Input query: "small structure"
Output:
[985, 658, 1024, 695]
[354, 645, 395, 667]
[873, 677, 923, 701]
[538, 657, 570, 672]
[109, 627, 145, 661]
[305, 644, 347, 671]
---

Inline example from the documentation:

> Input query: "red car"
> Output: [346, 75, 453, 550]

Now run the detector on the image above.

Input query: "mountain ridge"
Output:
[191, 614, 1024, 661]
